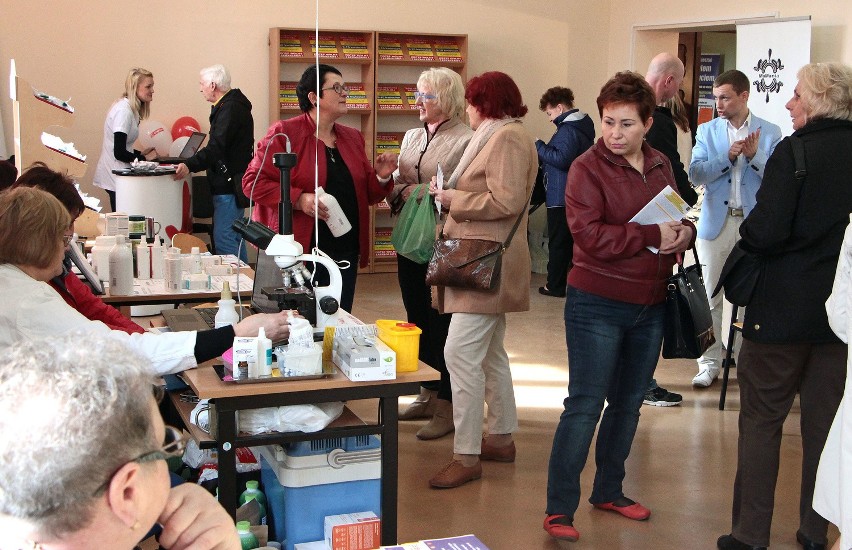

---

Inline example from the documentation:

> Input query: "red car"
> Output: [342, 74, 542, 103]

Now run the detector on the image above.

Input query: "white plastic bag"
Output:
[237, 402, 344, 434]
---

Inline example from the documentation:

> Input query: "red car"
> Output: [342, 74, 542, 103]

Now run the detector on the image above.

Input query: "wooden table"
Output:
[176, 362, 439, 546]
[100, 270, 254, 316]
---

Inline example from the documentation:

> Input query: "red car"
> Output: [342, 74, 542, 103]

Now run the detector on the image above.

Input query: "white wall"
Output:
[0, 0, 610, 204]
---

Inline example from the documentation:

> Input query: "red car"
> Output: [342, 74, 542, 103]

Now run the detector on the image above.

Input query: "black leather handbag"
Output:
[662, 248, 715, 359]
[712, 240, 763, 306]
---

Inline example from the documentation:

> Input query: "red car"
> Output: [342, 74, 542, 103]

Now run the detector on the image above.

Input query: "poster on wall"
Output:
[736, 17, 812, 136]
[697, 54, 722, 125]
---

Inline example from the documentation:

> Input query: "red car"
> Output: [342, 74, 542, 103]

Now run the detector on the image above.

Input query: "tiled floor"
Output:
[343, 272, 832, 550]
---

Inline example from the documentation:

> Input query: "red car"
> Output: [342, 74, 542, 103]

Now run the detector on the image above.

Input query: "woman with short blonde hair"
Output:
[719, 61, 852, 550]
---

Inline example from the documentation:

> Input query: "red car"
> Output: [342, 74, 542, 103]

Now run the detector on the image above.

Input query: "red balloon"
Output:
[171, 116, 201, 140]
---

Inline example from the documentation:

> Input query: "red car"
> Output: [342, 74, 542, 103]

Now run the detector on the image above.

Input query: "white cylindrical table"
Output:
[114, 169, 187, 233]
[113, 168, 189, 316]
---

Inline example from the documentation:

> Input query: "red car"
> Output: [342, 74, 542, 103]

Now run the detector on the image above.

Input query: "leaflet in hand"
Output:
[628, 185, 690, 253]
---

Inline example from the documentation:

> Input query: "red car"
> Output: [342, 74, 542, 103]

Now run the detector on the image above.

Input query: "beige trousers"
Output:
[444, 312, 519, 455]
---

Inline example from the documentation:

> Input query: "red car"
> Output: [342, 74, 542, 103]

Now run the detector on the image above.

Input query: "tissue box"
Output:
[324, 512, 380, 550]
[332, 335, 395, 381]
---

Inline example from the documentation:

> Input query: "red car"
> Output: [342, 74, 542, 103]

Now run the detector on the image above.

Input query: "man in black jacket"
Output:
[645, 53, 698, 207]
[639, 52, 695, 408]
[175, 64, 254, 261]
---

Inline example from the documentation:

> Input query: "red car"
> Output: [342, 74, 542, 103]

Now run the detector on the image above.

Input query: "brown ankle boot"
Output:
[416, 399, 454, 440]
[399, 388, 437, 420]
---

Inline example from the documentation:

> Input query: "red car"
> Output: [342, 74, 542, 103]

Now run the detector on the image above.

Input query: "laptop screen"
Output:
[180, 132, 206, 158]
[250, 250, 285, 314]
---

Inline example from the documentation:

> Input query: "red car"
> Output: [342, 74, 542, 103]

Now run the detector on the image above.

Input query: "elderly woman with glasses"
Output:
[0, 335, 239, 550]
[243, 63, 398, 313]
[0, 187, 292, 376]
[14, 162, 145, 334]
[389, 67, 473, 441]
[719, 62, 852, 550]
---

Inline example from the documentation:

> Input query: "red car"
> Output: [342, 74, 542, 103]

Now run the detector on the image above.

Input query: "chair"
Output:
[171, 233, 209, 254]
[718, 304, 744, 410]
[191, 175, 215, 253]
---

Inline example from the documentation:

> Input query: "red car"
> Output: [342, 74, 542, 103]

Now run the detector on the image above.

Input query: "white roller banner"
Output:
[737, 18, 811, 137]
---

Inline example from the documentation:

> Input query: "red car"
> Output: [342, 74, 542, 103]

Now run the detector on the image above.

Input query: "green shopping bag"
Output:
[390, 184, 437, 264]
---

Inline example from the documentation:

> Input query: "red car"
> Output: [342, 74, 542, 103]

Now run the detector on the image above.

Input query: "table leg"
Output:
[216, 403, 239, 519]
[379, 395, 399, 545]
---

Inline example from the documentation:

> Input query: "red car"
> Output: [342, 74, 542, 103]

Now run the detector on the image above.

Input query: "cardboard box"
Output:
[324, 512, 380, 550]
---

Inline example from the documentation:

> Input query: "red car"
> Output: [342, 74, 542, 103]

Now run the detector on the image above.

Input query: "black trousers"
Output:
[731, 338, 847, 546]
[546, 206, 573, 293]
[396, 254, 452, 401]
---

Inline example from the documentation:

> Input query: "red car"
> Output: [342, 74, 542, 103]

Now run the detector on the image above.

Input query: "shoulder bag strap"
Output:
[789, 135, 807, 182]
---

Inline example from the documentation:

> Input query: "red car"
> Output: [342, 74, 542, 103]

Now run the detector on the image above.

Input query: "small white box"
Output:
[181, 273, 211, 290]
[324, 511, 380, 550]
[333, 336, 395, 382]
[205, 264, 234, 276]
[294, 542, 327, 550]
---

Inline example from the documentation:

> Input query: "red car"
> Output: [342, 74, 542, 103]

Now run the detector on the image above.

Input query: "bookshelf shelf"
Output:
[269, 29, 466, 273]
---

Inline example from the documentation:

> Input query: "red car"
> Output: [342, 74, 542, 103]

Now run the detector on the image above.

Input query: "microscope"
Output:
[233, 152, 342, 327]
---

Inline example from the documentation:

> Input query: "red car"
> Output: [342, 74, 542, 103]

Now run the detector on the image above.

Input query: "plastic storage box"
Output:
[277, 342, 323, 376]
[375, 320, 421, 372]
[258, 435, 381, 550]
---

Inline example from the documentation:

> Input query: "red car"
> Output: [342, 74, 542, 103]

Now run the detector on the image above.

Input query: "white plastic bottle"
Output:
[257, 327, 273, 377]
[316, 187, 352, 237]
[214, 281, 240, 328]
[92, 235, 117, 282]
[151, 239, 165, 279]
[190, 246, 202, 274]
[164, 247, 182, 291]
[108, 235, 134, 295]
[136, 242, 151, 280]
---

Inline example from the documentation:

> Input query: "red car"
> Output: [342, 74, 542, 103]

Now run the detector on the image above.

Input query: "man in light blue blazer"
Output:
[689, 69, 782, 388]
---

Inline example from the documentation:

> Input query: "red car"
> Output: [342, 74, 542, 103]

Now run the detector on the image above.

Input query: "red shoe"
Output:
[543, 514, 579, 542]
[593, 498, 651, 521]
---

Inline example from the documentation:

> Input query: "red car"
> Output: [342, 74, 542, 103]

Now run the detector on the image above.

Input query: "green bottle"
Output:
[239, 480, 268, 509]
[236, 520, 259, 550]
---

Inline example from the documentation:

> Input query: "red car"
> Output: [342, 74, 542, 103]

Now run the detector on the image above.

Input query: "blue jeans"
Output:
[546, 286, 664, 518]
[212, 194, 247, 262]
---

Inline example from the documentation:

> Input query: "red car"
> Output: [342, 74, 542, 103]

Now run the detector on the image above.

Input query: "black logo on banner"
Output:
[753, 49, 785, 103]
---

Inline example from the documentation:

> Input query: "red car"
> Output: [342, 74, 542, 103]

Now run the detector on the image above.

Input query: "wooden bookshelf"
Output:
[268, 29, 467, 273]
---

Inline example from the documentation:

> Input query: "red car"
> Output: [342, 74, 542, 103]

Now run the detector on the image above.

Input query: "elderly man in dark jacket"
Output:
[175, 64, 254, 261]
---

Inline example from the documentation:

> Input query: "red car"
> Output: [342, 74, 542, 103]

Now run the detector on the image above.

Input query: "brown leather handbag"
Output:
[425, 205, 526, 291]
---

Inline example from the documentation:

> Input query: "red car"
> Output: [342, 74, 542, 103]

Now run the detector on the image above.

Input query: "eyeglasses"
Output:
[414, 92, 437, 102]
[92, 425, 187, 496]
[62, 234, 75, 246]
[321, 83, 350, 96]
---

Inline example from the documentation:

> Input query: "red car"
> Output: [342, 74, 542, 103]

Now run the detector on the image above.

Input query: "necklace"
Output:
[326, 145, 337, 163]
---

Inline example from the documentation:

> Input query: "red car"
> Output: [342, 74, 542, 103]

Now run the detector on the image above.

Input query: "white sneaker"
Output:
[692, 367, 721, 388]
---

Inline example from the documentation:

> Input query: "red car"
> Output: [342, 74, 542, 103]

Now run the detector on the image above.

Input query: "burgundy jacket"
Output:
[566, 138, 694, 305]
[242, 113, 391, 268]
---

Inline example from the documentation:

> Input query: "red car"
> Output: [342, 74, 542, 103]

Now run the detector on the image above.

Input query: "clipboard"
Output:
[67, 240, 104, 295]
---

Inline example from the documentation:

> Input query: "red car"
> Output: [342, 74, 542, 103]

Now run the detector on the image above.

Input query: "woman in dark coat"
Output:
[719, 62, 852, 550]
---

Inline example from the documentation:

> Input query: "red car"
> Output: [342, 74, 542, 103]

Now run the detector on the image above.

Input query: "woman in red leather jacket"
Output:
[544, 72, 695, 543]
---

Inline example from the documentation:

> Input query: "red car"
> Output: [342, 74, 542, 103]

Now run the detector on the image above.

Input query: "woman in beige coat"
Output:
[428, 71, 537, 489]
